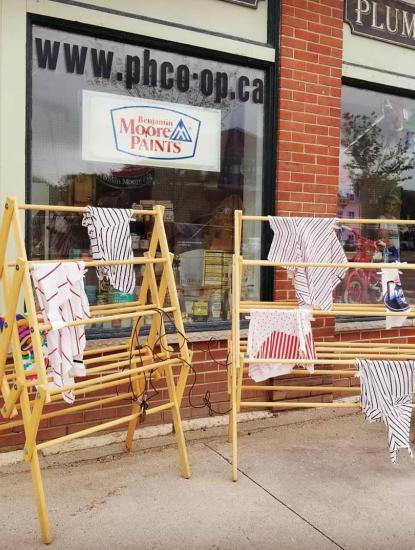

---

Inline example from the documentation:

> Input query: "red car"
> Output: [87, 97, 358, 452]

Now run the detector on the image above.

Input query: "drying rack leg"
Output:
[124, 400, 141, 453]
[230, 367, 238, 482]
[30, 449, 52, 544]
[165, 363, 190, 479]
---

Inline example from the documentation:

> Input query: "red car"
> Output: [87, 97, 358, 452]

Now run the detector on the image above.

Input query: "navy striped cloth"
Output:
[357, 359, 415, 463]
[267, 217, 348, 311]
[82, 206, 136, 294]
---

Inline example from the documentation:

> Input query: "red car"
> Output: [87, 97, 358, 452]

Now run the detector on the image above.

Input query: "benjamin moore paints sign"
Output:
[82, 91, 221, 171]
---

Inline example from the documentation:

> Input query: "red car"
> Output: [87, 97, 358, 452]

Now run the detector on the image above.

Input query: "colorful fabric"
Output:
[247, 308, 316, 381]
[267, 217, 348, 311]
[0, 313, 48, 378]
[357, 359, 415, 463]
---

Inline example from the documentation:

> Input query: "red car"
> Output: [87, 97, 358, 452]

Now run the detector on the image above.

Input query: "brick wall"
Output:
[275, 0, 344, 348]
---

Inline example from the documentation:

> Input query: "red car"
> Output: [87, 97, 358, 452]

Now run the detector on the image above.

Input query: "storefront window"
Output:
[30, 25, 266, 330]
[337, 85, 415, 306]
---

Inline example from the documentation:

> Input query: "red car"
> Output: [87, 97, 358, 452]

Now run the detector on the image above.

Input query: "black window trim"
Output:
[26, 12, 279, 338]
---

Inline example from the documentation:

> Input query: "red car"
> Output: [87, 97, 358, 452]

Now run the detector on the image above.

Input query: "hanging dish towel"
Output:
[267, 217, 348, 310]
[381, 267, 411, 329]
[357, 358, 415, 463]
[32, 262, 90, 404]
[247, 308, 316, 381]
[82, 206, 136, 294]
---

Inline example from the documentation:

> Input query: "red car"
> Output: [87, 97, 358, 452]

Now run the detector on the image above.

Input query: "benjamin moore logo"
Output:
[110, 105, 201, 161]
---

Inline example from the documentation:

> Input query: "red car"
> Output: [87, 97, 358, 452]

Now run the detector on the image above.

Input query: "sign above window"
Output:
[82, 91, 221, 172]
[219, 0, 259, 8]
[345, 0, 415, 50]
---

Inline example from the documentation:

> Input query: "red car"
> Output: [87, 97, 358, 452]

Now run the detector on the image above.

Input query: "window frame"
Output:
[337, 77, 415, 327]
[26, 14, 278, 337]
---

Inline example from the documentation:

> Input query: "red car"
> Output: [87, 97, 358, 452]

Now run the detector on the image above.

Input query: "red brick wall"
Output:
[275, 0, 344, 346]
[277, 0, 343, 219]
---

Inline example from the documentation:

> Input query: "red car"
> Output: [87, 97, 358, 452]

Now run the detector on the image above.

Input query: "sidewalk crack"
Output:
[204, 443, 346, 550]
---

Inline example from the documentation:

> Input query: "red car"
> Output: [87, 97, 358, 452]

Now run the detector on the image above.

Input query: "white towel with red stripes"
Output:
[267, 217, 348, 311]
[32, 262, 90, 404]
[247, 309, 316, 381]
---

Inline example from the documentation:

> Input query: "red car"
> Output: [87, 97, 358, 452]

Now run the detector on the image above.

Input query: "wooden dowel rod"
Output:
[239, 401, 360, 408]
[239, 308, 411, 317]
[0, 390, 137, 430]
[25, 257, 166, 270]
[242, 367, 356, 375]
[241, 385, 359, 393]
[41, 392, 134, 422]
[242, 259, 415, 270]
[45, 392, 133, 416]
[36, 401, 173, 451]
[240, 344, 415, 351]
[241, 214, 415, 225]
[38, 306, 175, 331]
[241, 301, 388, 309]
[317, 341, 415, 347]
[49, 357, 178, 396]
[83, 344, 127, 356]
[316, 353, 415, 359]
[89, 301, 145, 311]
[49, 375, 141, 401]
[245, 358, 354, 365]
[85, 355, 156, 375]
[17, 203, 155, 216]
[84, 348, 163, 366]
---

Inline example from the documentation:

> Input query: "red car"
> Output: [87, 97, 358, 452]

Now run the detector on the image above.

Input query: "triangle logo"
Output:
[170, 118, 193, 142]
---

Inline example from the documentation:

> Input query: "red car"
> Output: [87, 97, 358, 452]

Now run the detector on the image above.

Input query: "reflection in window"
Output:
[337, 86, 415, 306]
[30, 26, 266, 330]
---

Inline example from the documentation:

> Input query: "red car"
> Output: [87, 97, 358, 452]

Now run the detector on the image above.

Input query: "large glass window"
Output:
[30, 25, 266, 330]
[337, 85, 415, 307]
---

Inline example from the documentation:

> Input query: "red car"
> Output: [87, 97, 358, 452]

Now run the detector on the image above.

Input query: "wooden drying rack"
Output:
[229, 211, 415, 481]
[0, 197, 192, 544]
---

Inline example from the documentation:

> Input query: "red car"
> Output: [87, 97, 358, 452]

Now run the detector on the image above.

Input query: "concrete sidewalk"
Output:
[2, 409, 415, 549]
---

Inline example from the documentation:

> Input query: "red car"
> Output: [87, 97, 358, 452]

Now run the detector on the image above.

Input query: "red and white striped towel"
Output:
[32, 262, 90, 404]
[247, 309, 316, 382]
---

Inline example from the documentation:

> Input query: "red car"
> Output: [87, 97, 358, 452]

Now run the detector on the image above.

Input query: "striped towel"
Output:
[247, 309, 316, 381]
[267, 217, 348, 311]
[357, 359, 415, 463]
[32, 262, 90, 404]
[82, 206, 135, 294]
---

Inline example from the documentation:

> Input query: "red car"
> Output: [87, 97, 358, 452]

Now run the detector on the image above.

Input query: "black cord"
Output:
[142, 307, 232, 417]
[117, 306, 231, 418]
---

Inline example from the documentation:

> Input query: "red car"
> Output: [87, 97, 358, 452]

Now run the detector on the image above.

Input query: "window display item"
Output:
[82, 206, 135, 294]
[32, 261, 90, 404]
[247, 308, 316, 381]
[267, 216, 348, 311]
[357, 358, 415, 464]
[381, 268, 410, 329]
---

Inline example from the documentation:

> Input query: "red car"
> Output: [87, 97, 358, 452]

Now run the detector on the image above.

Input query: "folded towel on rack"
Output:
[32, 262, 90, 404]
[267, 217, 348, 310]
[247, 308, 316, 381]
[357, 358, 415, 464]
[82, 206, 136, 294]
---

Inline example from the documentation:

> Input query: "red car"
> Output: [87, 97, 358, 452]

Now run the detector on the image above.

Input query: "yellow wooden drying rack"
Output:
[229, 210, 415, 481]
[0, 197, 192, 544]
